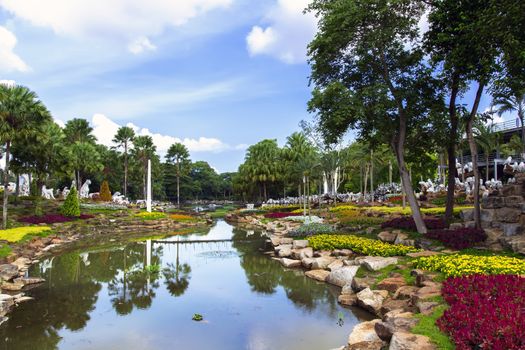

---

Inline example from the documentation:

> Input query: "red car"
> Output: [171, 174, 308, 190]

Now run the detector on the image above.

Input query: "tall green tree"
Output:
[244, 139, 281, 202]
[307, 0, 440, 233]
[0, 84, 51, 228]
[113, 126, 135, 198]
[165, 143, 190, 207]
[63, 118, 96, 144]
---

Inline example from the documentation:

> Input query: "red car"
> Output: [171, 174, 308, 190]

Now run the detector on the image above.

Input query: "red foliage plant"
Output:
[439, 274, 525, 350]
[19, 214, 94, 224]
[381, 217, 447, 230]
[426, 228, 486, 249]
[264, 212, 302, 219]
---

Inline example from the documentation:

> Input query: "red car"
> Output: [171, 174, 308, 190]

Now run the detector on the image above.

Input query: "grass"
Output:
[0, 226, 52, 242]
[412, 305, 454, 350]
[0, 244, 12, 258]
[368, 262, 416, 288]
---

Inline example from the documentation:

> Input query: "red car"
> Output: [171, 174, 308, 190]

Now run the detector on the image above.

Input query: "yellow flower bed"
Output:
[307, 234, 420, 257]
[0, 226, 52, 242]
[134, 211, 167, 220]
[170, 214, 197, 222]
[330, 205, 472, 216]
[414, 254, 525, 277]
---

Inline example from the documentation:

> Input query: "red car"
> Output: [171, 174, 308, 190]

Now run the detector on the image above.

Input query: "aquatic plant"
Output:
[192, 313, 203, 321]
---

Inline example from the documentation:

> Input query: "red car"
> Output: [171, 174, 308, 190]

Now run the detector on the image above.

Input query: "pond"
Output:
[0, 220, 371, 350]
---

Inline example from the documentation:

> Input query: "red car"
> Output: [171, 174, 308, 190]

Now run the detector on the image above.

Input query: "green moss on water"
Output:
[412, 305, 454, 350]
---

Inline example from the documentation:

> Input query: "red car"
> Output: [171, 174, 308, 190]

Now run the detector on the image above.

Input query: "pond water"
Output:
[0, 220, 371, 350]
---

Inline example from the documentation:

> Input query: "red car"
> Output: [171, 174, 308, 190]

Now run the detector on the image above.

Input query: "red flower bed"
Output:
[381, 217, 447, 230]
[439, 274, 525, 350]
[19, 214, 95, 224]
[426, 228, 486, 249]
[264, 212, 301, 219]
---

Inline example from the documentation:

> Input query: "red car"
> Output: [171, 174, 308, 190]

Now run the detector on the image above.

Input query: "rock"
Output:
[352, 277, 375, 292]
[378, 231, 397, 243]
[496, 208, 522, 223]
[341, 283, 354, 295]
[327, 260, 344, 271]
[338, 293, 357, 306]
[11, 257, 31, 270]
[291, 247, 313, 260]
[292, 240, 308, 249]
[416, 301, 439, 316]
[270, 236, 281, 246]
[366, 227, 375, 235]
[347, 319, 385, 350]
[394, 286, 419, 300]
[380, 299, 412, 315]
[411, 284, 441, 304]
[333, 249, 354, 257]
[276, 245, 293, 258]
[406, 251, 438, 258]
[1, 281, 24, 291]
[304, 269, 330, 282]
[375, 311, 418, 341]
[14, 296, 33, 303]
[502, 223, 523, 236]
[14, 277, 45, 286]
[449, 222, 463, 230]
[326, 266, 359, 287]
[313, 250, 332, 257]
[388, 332, 436, 350]
[377, 277, 407, 293]
[460, 208, 474, 221]
[0, 294, 15, 316]
[0, 264, 19, 282]
[280, 238, 293, 245]
[311, 256, 336, 270]
[361, 257, 398, 271]
[280, 258, 301, 268]
[356, 288, 389, 315]
[394, 233, 409, 245]
[301, 258, 315, 269]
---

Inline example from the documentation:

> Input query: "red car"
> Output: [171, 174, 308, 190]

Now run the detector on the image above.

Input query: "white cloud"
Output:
[0, 79, 16, 87]
[91, 113, 243, 155]
[0, 26, 29, 73]
[128, 36, 157, 55]
[246, 0, 317, 64]
[0, 0, 233, 51]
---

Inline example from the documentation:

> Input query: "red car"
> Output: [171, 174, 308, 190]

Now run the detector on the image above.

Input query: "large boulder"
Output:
[388, 332, 436, 350]
[0, 264, 19, 282]
[377, 277, 407, 293]
[361, 257, 398, 271]
[304, 269, 330, 282]
[356, 288, 389, 315]
[280, 258, 301, 268]
[338, 293, 357, 307]
[311, 256, 336, 270]
[0, 294, 15, 316]
[394, 286, 419, 300]
[378, 231, 397, 243]
[291, 247, 313, 260]
[347, 319, 385, 350]
[352, 277, 375, 292]
[375, 310, 419, 341]
[380, 299, 412, 315]
[326, 266, 359, 287]
[301, 257, 315, 269]
[327, 259, 344, 271]
[292, 240, 308, 249]
[411, 283, 441, 304]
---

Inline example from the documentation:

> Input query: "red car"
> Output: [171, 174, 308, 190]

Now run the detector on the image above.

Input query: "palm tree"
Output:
[283, 132, 317, 198]
[244, 140, 281, 201]
[165, 143, 189, 207]
[492, 89, 525, 155]
[63, 118, 96, 144]
[112, 126, 135, 198]
[0, 84, 51, 228]
[132, 136, 156, 198]
[475, 121, 501, 182]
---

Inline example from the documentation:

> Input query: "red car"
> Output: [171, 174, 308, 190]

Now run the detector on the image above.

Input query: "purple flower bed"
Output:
[381, 217, 447, 230]
[439, 274, 525, 350]
[426, 228, 486, 249]
[264, 212, 301, 219]
[19, 214, 95, 224]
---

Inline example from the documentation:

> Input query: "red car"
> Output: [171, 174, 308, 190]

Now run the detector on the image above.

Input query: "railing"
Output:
[490, 119, 523, 133]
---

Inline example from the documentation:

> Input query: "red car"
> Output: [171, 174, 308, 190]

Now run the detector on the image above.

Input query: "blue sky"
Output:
[0, 0, 317, 172]
[0, 0, 510, 173]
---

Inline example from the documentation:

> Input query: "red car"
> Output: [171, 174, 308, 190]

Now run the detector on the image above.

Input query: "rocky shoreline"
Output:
[226, 214, 442, 350]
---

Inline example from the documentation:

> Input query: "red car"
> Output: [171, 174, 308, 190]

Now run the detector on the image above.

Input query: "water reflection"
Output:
[0, 220, 371, 350]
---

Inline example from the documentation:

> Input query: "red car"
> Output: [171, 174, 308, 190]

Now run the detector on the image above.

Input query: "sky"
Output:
[0, 0, 511, 173]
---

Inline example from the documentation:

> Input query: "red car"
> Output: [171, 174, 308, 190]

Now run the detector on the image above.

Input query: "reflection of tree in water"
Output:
[0, 252, 102, 350]
[162, 262, 191, 296]
[232, 226, 339, 315]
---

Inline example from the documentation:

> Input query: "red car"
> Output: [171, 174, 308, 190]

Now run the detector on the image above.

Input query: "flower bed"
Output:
[438, 274, 525, 350]
[426, 228, 486, 249]
[19, 214, 94, 224]
[414, 254, 525, 277]
[170, 214, 198, 222]
[135, 212, 167, 220]
[330, 205, 472, 216]
[264, 212, 302, 219]
[307, 234, 419, 256]
[260, 204, 300, 212]
[288, 223, 335, 237]
[0, 226, 52, 242]
[340, 215, 385, 227]
[285, 215, 323, 224]
[381, 217, 447, 230]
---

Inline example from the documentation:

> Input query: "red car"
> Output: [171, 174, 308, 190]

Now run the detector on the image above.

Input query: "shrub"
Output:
[381, 217, 447, 231]
[19, 213, 95, 224]
[414, 254, 525, 277]
[60, 186, 80, 217]
[426, 228, 486, 249]
[135, 211, 166, 220]
[307, 234, 419, 256]
[0, 226, 52, 242]
[438, 274, 525, 350]
[288, 223, 335, 237]
[330, 205, 473, 216]
[170, 214, 198, 222]
[431, 194, 467, 206]
[340, 215, 386, 227]
[261, 205, 301, 212]
[264, 212, 301, 219]
[285, 215, 323, 224]
[99, 180, 112, 202]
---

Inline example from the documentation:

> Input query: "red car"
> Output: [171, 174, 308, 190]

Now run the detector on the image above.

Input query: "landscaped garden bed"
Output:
[19, 213, 94, 224]
[307, 234, 420, 256]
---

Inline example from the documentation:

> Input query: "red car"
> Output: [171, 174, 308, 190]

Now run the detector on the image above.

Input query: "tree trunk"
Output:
[486, 153, 489, 182]
[14, 172, 19, 204]
[370, 150, 374, 202]
[263, 182, 267, 202]
[2, 141, 11, 229]
[445, 73, 459, 223]
[176, 160, 180, 208]
[124, 142, 128, 197]
[519, 105, 525, 156]
[466, 82, 485, 229]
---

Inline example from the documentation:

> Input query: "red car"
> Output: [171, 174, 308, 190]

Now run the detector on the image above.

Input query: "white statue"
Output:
[62, 186, 70, 198]
[79, 179, 91, 199]
[18, 174, 30, 196]
[42, 185, 55, 200]
[112, 191, 129, 205]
